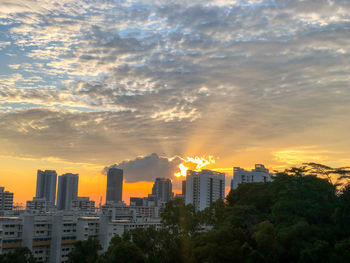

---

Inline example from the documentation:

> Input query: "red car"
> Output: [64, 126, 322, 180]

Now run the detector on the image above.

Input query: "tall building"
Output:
[35, 170, 57, 204]
[230, 164, 273, 189]
[106, 168, 123, 204]
[0, 187, 13, 211]
[151, 178, 173, 203]
[182, 180, 186, 196]
[56, 173, 79, 210]
[185, 170, 225, 211]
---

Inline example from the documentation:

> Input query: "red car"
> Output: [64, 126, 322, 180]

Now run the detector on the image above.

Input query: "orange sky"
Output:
[1, 147, 349, 206]
[0, 154, 234, 205]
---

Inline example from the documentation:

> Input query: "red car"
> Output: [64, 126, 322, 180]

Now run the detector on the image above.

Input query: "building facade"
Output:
[106, 168, 123, 204]
[56, 174, 79, 211]
[26, 198, 54, 214]
[151, 178, 173, 203]
[185, 170, 225, 211]
[36, 170, 57, 204]
[71, 197, 95, 213]
[0, 187, 13, 211]
[230, 164, 273, 190]
[0, 209, 161, 263]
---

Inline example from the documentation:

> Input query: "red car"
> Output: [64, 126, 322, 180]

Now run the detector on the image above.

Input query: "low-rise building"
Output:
[0, 210, 161, 263]
[230, 164, 273, 189]
[71, 197, 95, 213]
[26, 198, 55, 214]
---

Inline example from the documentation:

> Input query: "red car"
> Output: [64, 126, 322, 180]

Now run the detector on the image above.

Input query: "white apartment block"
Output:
[185, 170, 225, 211]
[26, 198, 55, 214]
[0, 209, 161, 263]
[99, 215, 161, 252]
[230, 164, 273, 190]
[0, 187, 13, 211]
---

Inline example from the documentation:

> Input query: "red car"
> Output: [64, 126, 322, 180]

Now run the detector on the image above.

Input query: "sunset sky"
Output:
[1, 0, 350, 205]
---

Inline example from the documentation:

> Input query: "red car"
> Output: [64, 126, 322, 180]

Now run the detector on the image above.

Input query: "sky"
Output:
[1, 0, 350, 205]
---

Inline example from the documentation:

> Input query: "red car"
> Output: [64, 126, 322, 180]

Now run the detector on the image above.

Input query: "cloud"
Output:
[105, 153, 182, 183]
[0, 0, 350, 172]
[0, 108, 194, 164]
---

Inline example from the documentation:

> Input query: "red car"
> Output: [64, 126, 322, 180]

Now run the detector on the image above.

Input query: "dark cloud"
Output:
[0, 108, 192, 163]
[105, 153, 182, 182]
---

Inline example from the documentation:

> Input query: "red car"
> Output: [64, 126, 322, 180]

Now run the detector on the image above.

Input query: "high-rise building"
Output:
[0, 187, 13, 211]
[182, 180, 186, 196]
[185, 170, 225, 211]
[56, 173, 79, 210]
[151, 178, 173, 203]
[35, 170, 57, 204]
[106, 168, 123, 204]
[230, 164, 273, 190]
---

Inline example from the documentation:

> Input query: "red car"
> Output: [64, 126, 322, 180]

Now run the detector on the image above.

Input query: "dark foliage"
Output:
[68, 237, 101, 263]
[66, 165, 350, 263]
[0, 247, 37, 263]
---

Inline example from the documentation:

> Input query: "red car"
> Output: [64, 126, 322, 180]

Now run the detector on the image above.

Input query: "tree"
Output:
[300, 163, 350, 186]
[199, 199, 226, 228]
[102, 235, 145, 263]
[161, 198, 199, 236]
[69, 164, 350, 262]
[193, 225, 251, 263]
[0, 247, 37, 263]
[68, 238, 101, 263]
[270, 173, 337, 225]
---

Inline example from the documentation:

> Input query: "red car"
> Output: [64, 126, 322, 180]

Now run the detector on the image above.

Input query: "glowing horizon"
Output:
[1, 1, 350, 206]
[1, 151, 347, 206]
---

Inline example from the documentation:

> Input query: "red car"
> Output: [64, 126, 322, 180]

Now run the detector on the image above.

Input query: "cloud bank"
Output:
[105, 153, 182, 183]
[0, 0, 349, 169]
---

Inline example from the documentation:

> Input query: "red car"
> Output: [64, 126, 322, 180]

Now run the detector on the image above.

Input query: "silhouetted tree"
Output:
[68, 238, 101, 263]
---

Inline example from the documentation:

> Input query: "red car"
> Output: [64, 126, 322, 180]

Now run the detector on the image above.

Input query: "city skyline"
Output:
[1, 1, 349, 262]
[1, 0, 350, 205]
[0, 153, 347, 206]
[3, 158, 272, 206]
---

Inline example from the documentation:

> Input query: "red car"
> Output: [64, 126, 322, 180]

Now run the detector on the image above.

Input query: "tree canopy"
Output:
[66, 164, 350, 263]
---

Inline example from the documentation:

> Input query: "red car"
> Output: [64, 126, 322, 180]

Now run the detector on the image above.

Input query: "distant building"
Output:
[106, 168, 123, 204]
[130, 197, 144, 207]
[0, 187, 13, 211]
[71, 197, 95, 213]
[146, 194, 159, 207]
[182, 180, 186, 197]
[36, 170, 57, 204]
[185, 170, 225, 211]
[56, 173, 79, 210]
[230, 164, 273, 189]
[174, 194, 184, 200]
[152, 178, 173, 203]
[26, 197, 54, 213]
